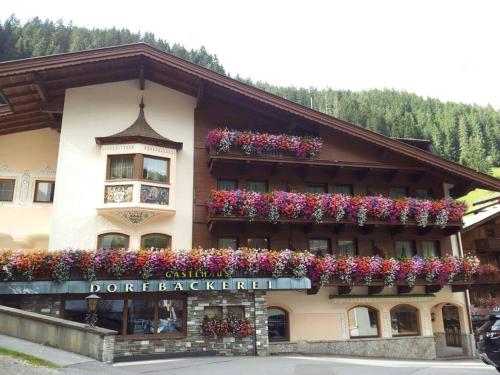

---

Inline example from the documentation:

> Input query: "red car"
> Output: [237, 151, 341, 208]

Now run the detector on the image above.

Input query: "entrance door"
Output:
[442, 304, 462, 347]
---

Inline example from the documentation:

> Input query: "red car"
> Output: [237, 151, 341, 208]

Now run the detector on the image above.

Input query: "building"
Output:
[460, 197, 500, 330]
[0, 44, 499, 361]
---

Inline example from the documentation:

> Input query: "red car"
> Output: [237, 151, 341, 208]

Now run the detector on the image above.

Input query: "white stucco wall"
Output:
[49, 80, 195, 250]
[0, 128, 59, 249]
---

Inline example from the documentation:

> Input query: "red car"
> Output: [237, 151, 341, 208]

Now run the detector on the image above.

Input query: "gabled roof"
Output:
[95, 98, 182, 149]
[0, 43, 499, 192]
[462, 204, 500, 233]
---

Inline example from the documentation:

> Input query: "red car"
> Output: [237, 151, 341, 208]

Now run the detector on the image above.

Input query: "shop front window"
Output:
[391, 305, 420, 336]
[268, 307, 289, 342]
[63, 295, 186, 338]
[348, 306, 379, 338]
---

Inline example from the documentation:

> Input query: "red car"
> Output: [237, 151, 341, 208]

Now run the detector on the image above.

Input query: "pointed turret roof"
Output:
[95, 98, 183, 149]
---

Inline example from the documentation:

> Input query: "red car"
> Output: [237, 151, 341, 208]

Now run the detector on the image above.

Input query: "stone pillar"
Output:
[101, 335, 115, 364]
[461, 333, 477, 358]
[421, 307, 433, 336]
[340, 311, 349, 340]
[381, 308, 392, 338]
[253, 290, 269, 356]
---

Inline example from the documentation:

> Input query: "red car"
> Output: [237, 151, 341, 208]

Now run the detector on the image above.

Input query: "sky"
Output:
[2, 0, 500, 108]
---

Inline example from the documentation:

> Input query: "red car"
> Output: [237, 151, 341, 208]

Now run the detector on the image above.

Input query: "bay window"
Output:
[107, 154, 169, 182]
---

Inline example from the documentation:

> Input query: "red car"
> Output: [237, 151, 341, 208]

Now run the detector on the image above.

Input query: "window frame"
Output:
[348, 305, 380, 339]
[106, 154, 170, 184]
[33, 180, 56, 203]
[395, 240, 416, 258]
[390, 187, 409, 199]
[97, 232, 130, 249]
[217, 179, 238, 191]
[267, 306, 290, 342]
[62, 293, 187, 340]
[0, 178, 15, 202]
[140, 233, 172, 249]
[306, 183, 328, 194]
[308, 238, 331, 255]
[334, 184, 353, 195]
[245, 180, 268, 193]
[390, 304, 421, 337]
[217, 237, 239, 249]
[247, 237, 270, 250]
[421, 240, 441, 258]
[337, 239, 358, 256]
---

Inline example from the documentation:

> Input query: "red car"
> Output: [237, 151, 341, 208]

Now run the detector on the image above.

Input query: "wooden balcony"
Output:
[208, 151, 427, 178]
[475, 238, 500, 252]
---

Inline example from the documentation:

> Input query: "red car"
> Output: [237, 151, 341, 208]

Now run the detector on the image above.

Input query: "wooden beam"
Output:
[329, 166, 341, 179]
[0, 122, 51, 135]
[139, 60, 145, 91]
[389, 225, 405, 236]
[357, 224, 374, 235]
[330, 224, 345, 234]
[384, 170, 399, 183]
[417, 227, 432, 236]
[196, 79, 205, 110]
[451, 284, 469, 293]
[40, 101, 64, 114]
[34, 79, 50, 102]
[356, 168, 371, 181]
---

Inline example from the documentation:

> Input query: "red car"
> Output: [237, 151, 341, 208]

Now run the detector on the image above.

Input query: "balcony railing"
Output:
[475, 238, 500, 252]
[207, 190, 466, 228]
[205, 128, 323, 159]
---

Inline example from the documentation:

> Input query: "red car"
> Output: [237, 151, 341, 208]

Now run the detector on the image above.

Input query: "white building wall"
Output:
[49, 80, 195, 250]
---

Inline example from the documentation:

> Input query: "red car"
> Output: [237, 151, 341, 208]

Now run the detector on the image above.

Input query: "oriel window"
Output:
[108, 155, 134, 179]
[143, 156, 168, 183]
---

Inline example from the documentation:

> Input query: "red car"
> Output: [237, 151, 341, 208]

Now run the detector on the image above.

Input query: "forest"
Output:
[0, 16, 498, 173]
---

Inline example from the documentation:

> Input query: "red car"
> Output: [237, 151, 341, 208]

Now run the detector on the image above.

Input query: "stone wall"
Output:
[0, 305, 116, 363]
[0, 294, 61, 318]
[269, 336, 437, 360]
[113, 290, 269, 359]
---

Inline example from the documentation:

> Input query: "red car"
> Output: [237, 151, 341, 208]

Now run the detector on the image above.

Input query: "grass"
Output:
[459, 167, 500, 211]
[0, 347, 59, 368]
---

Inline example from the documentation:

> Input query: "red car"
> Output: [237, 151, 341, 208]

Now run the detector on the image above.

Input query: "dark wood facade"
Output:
[192, 98, 455, 254]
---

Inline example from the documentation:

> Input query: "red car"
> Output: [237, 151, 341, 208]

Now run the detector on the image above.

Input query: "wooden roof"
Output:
[0, 43, 499, 193]
[95, 98, 183, 149]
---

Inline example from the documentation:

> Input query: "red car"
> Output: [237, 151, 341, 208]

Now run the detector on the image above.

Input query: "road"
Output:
[113, 355, 497, 375]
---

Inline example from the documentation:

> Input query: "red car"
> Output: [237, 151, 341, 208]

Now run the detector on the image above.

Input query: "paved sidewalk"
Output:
[0, 334, 133, 374]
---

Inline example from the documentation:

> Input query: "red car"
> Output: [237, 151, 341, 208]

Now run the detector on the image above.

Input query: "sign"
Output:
[0, 277, 311, 295]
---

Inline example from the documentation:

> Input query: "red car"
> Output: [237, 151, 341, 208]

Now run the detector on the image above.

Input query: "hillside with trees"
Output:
[1, 16, 498, 173]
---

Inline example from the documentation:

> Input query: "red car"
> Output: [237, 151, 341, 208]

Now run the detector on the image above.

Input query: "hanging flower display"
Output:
[208, 190, 467, 228]
[205, 128, 323, 158]
[0, 248, 481, 287]
[201, 311, 253, 338]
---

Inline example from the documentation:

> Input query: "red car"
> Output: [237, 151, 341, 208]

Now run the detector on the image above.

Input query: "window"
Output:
[217, 179, 238, 191]
[348, 306, 379, 338]
[306, 184, 327, 194]
[204, 306, 223, 319]
[107, 154, 169, 183]
[309, 239, 331, 256]
[0, 179, 15, 202]
[98, 233, 130, 249]
[338, 239, 357, 256]
[108, 155, 134, 179]
[217, 237, 238, 249]
[334, 185, 353, 195]
[63, 295, 186, 337]
[416, 188, 432, 199]
[395, 240, 415, 257]
[227, 306, 245, 318]
[245, 180, 268, 193]
[64, 299, 124, 333]
[268, 307, 289, 341]
[422, 240, 440, 257]
[391, 305, 420, 336]
[390, 187, 408, 199]
[34, 181, 55, 203]
[143, 156, 168, 183]
[141, 233, 172, 249]
[247, 237, 269, 249]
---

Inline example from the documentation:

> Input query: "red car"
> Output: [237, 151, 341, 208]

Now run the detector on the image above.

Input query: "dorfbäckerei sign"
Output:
[0, 277, 311, 295]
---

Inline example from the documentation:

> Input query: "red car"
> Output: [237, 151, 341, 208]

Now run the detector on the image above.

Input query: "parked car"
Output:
[477, 314, 500, 372]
